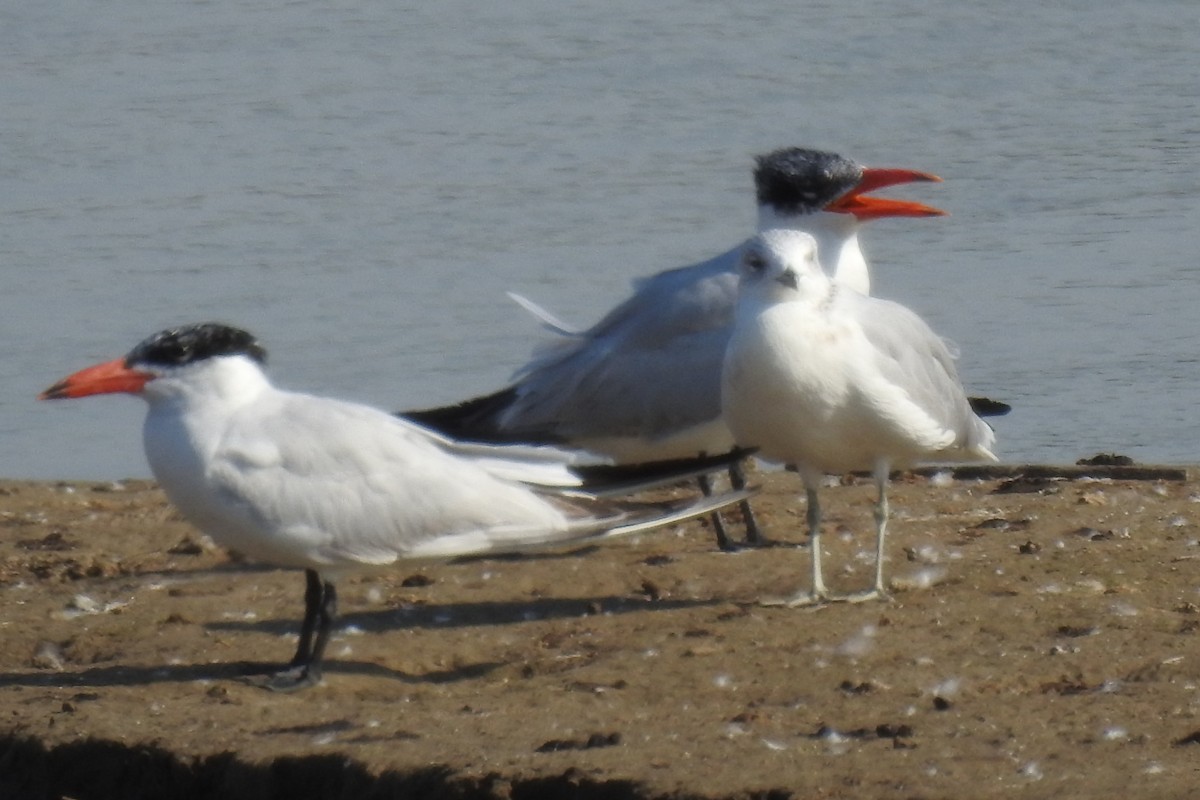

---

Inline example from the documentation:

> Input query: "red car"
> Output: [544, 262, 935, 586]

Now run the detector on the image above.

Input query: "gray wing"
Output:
[203, 395, 583, 568]
[849, 292, 997, 457]
[498, 246, 744, 442]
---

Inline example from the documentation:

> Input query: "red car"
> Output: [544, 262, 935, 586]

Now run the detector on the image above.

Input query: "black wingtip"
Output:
[968, 396, 1012, 417]
[400, 386, 565, 445]
[571, 448, 758, 495]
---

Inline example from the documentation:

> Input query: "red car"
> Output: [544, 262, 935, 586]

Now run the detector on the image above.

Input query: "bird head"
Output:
[39, 323, 267, 401]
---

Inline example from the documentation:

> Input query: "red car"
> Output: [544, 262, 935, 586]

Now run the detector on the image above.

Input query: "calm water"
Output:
[3, 1, 1198, 480]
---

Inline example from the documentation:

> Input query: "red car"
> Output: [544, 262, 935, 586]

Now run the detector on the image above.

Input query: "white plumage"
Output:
[722, 229, 997, 604]
[406, 147, 949, 550]
[142, 358, 600, 570]
[41, 323, 750, 689]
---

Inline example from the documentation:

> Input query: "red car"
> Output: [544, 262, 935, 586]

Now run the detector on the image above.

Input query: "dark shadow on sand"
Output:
[0, 594, 718, 691]
[208, 593, 719, 637]
[0, 656, 499, 691]
[0, 733, 670, 800]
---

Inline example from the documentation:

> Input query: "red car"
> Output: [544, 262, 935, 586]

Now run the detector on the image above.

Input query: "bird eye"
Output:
[743, 252, 766, 276]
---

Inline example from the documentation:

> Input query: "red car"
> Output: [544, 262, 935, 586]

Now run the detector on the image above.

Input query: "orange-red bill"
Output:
[826, 167, 947, 219]
[39, 358, 153, 400]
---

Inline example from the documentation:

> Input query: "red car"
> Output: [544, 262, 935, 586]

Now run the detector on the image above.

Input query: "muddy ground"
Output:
[1, 463, 1199, 799]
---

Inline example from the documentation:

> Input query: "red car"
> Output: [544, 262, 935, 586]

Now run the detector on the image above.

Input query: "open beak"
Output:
[826, 167, 947, 219]
[39, 358, 153, 400]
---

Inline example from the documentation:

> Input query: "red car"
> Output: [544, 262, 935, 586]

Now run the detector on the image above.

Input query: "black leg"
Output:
[698, 474, 737, 552]
[305, 579, 338, 684]
[266, 571, 337, 692]
[289, 569, 322, 667]
[729, 461, 765, 545]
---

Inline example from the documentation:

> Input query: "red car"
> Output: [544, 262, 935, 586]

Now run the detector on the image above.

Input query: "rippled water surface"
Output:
[3, 1, 1198, 479]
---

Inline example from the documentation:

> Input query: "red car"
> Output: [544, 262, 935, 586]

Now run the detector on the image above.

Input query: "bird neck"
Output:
[143, 356, 272, 414]
[831, 237, 869, 295]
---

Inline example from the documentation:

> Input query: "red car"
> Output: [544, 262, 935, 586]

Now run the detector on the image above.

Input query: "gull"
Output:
[721, 230, 998, 604]
[406, 147, 967, 550]
[40, 323, 752, 690]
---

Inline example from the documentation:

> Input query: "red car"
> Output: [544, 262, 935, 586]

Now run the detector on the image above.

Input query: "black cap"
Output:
[126, 323, 267, 368]
[753, 147, 863, 215]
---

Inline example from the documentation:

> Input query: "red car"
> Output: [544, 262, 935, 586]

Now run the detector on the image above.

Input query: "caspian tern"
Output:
[39, 323, 752, 690]
[721, 230, 998, 605]
[405, 147, 973, 550]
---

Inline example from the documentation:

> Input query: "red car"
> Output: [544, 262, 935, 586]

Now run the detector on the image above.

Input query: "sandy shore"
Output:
[1, 465, 1198, 799]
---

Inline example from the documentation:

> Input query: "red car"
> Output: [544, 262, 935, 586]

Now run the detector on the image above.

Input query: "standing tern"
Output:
[721, 230, 998, 605]
[39, 323, 752, 690]
[406, 147, 972, 551]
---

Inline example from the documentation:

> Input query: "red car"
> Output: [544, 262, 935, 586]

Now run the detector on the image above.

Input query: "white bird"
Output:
[39, 323, 752, 690]
[406, 147, 963, 551]
[721, 230, 998, 605]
